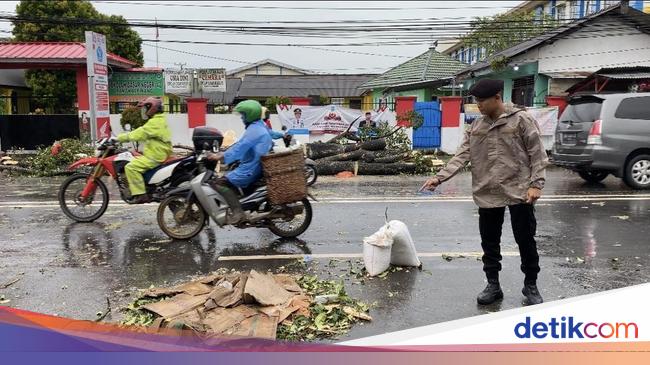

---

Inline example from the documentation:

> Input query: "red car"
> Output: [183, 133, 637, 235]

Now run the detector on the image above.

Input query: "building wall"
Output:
[463, 62, 540, 105]
[548, 78, 581, 96]
[444, 0, 650, 65]
[525, 21, 650, 74]
[230, 63, 307, 79]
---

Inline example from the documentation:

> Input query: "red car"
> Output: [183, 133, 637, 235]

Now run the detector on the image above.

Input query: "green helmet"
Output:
[234, 100, 263, 124]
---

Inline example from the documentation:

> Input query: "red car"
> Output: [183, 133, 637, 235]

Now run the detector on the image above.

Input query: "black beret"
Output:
[469, 79, 504, 98]
[294, 108, 302, 113]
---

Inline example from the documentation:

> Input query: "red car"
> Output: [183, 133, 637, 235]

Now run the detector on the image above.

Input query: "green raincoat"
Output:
[117, 113, 172, 196]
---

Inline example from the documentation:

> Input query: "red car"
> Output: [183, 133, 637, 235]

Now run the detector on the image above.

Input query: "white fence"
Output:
[110, 113, 415, 148]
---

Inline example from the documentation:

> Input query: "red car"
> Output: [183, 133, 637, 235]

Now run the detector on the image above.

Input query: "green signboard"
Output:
[109, 72, 164, 98]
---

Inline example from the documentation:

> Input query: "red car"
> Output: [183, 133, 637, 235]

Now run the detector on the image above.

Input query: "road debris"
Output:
[1, 274, 23, 289]
[120, 270, 370, 341]
[611, 215, 630, 220]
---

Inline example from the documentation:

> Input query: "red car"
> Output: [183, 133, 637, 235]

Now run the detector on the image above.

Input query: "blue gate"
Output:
[413, 101, 441, 149]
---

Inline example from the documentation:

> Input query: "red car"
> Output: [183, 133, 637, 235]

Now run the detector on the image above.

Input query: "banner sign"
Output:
[464, 104, 558, 136]
[528, 106, 559, 151]
[276, 104, 396, 134]
[527, 106, 559, 136]
[164, 70, 193, 94]
[109, 72, 164, 101]
[197, 68, 226, 92]
[85, 31, 111, 139]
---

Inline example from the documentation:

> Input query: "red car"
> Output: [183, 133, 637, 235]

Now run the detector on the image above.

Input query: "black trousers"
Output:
[478, 203, 540, 285]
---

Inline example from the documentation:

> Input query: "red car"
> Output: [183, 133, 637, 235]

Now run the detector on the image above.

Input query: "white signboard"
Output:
[527, 106, 559, 136]
[198, 68, 226, 92]
[164, 70, 193, 94]
[528, 106, 559, 151]
[276, 104, 396, 134]
[85, 31, 111, 139]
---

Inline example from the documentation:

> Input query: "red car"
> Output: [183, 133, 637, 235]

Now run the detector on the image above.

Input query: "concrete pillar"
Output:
[75, 66, 89, 111]
[395, 96, 417, 127]
[186, 98, 207, 128]
[440, 96, 462, 128]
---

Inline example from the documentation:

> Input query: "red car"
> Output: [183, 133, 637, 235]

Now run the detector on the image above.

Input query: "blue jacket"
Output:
[267, 127, 285, 140]
[224, 120, 273, 188]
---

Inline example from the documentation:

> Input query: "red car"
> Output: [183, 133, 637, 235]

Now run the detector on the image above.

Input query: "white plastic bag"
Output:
[388, 220, 421, 267]
[362, 224, 394, 276]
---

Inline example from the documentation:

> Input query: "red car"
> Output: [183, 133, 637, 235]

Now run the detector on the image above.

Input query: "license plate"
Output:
[561, 133, 577, 145]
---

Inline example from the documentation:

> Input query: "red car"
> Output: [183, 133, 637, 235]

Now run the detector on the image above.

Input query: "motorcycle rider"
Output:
[116, 97, 172, 204]
[206, 99, 272, 224]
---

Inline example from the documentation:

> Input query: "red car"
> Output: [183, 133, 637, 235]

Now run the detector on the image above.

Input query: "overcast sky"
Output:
[0, 1, 520, 74]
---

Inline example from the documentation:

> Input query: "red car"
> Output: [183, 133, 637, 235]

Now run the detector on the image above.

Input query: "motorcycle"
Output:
[58, 127, 222, 223]
[304, 158, 317, 186]
[156, 149, 313, 240]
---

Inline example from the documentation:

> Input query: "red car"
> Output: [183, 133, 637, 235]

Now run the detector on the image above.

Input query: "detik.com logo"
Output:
[515, 317, 638, 339]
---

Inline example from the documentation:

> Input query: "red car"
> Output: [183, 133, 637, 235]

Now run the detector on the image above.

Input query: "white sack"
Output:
[388, 220, 421, 267]
[362, 224, 394, 276]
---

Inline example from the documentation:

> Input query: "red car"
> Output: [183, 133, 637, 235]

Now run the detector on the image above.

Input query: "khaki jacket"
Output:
[435, 105, 549, 208]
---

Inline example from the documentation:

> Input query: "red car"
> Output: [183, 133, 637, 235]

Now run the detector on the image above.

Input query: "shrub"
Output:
[120, 106, 146, 130]
[29, 138, 94, 176]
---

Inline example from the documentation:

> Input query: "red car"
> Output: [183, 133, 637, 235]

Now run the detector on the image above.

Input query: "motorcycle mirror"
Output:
[124, 123, 132, 132]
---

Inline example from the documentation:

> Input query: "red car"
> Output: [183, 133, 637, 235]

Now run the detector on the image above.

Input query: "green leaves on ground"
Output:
[28, 138, 94, 176]
[277, 275, 370, 341]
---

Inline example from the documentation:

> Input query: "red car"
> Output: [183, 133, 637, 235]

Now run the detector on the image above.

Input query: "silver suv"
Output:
[552, 93, 650, 189]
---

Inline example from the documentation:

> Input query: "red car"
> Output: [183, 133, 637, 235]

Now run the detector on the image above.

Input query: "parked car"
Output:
[552, 93, 650, 189]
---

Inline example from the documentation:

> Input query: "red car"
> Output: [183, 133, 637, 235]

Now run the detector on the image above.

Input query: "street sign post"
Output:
[85, 31, 111, 142]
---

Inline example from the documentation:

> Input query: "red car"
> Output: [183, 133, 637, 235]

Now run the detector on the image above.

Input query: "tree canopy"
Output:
[462, 10, 558, 69]
[12, 0, 143, 113]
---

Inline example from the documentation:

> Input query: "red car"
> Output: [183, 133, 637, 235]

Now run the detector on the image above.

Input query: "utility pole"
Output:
[155, 17, 160, 67]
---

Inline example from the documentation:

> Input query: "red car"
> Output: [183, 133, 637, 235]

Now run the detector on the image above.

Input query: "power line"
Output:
[142, 42, 252, 64]
[91, 1, 518, 11]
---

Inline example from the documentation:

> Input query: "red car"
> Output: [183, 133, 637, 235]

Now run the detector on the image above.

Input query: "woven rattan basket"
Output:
[262, 149, 307, 205]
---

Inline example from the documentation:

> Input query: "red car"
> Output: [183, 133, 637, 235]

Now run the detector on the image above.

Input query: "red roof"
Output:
[125, 67, 163, 73]
[0, 42, 137, 69]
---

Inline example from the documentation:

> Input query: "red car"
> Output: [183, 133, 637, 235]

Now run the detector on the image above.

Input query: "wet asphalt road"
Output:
[1, 168, 650, 342]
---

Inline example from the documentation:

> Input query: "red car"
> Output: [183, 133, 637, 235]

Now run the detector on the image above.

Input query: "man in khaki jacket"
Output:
[422, 79, 548, 306]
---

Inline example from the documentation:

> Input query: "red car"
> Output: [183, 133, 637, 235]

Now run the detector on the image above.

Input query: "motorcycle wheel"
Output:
[305, 165, 318, 186]
[157, 195, 206, 240]
[267, 198, 313, 238]
[59, 173, 109, 223]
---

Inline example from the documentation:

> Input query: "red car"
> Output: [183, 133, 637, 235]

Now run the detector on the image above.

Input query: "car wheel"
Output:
[578, 170, 609, 183]
[624, 154, 650, 190]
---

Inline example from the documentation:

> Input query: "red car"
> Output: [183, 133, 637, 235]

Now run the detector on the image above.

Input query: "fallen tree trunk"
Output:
[315, 161, 417, 175]
[318, 149, 368, 162]
[374, 154, 407, 164]
[306, 143, 343, 159]
[359, 138, 386, 151]
[306, 143, 356, 160]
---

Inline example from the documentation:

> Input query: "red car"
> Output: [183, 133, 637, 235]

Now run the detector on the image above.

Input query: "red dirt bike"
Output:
[58, 137, 202, 223]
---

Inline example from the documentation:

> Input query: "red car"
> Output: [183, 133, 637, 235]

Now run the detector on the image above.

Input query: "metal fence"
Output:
[0, 114, 79, 150]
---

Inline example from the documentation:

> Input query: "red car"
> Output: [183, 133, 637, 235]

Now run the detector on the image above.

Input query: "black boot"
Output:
[522, 283, 543, 306]
[477, 279, 503, 305]
[128, 194, 151, 204]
